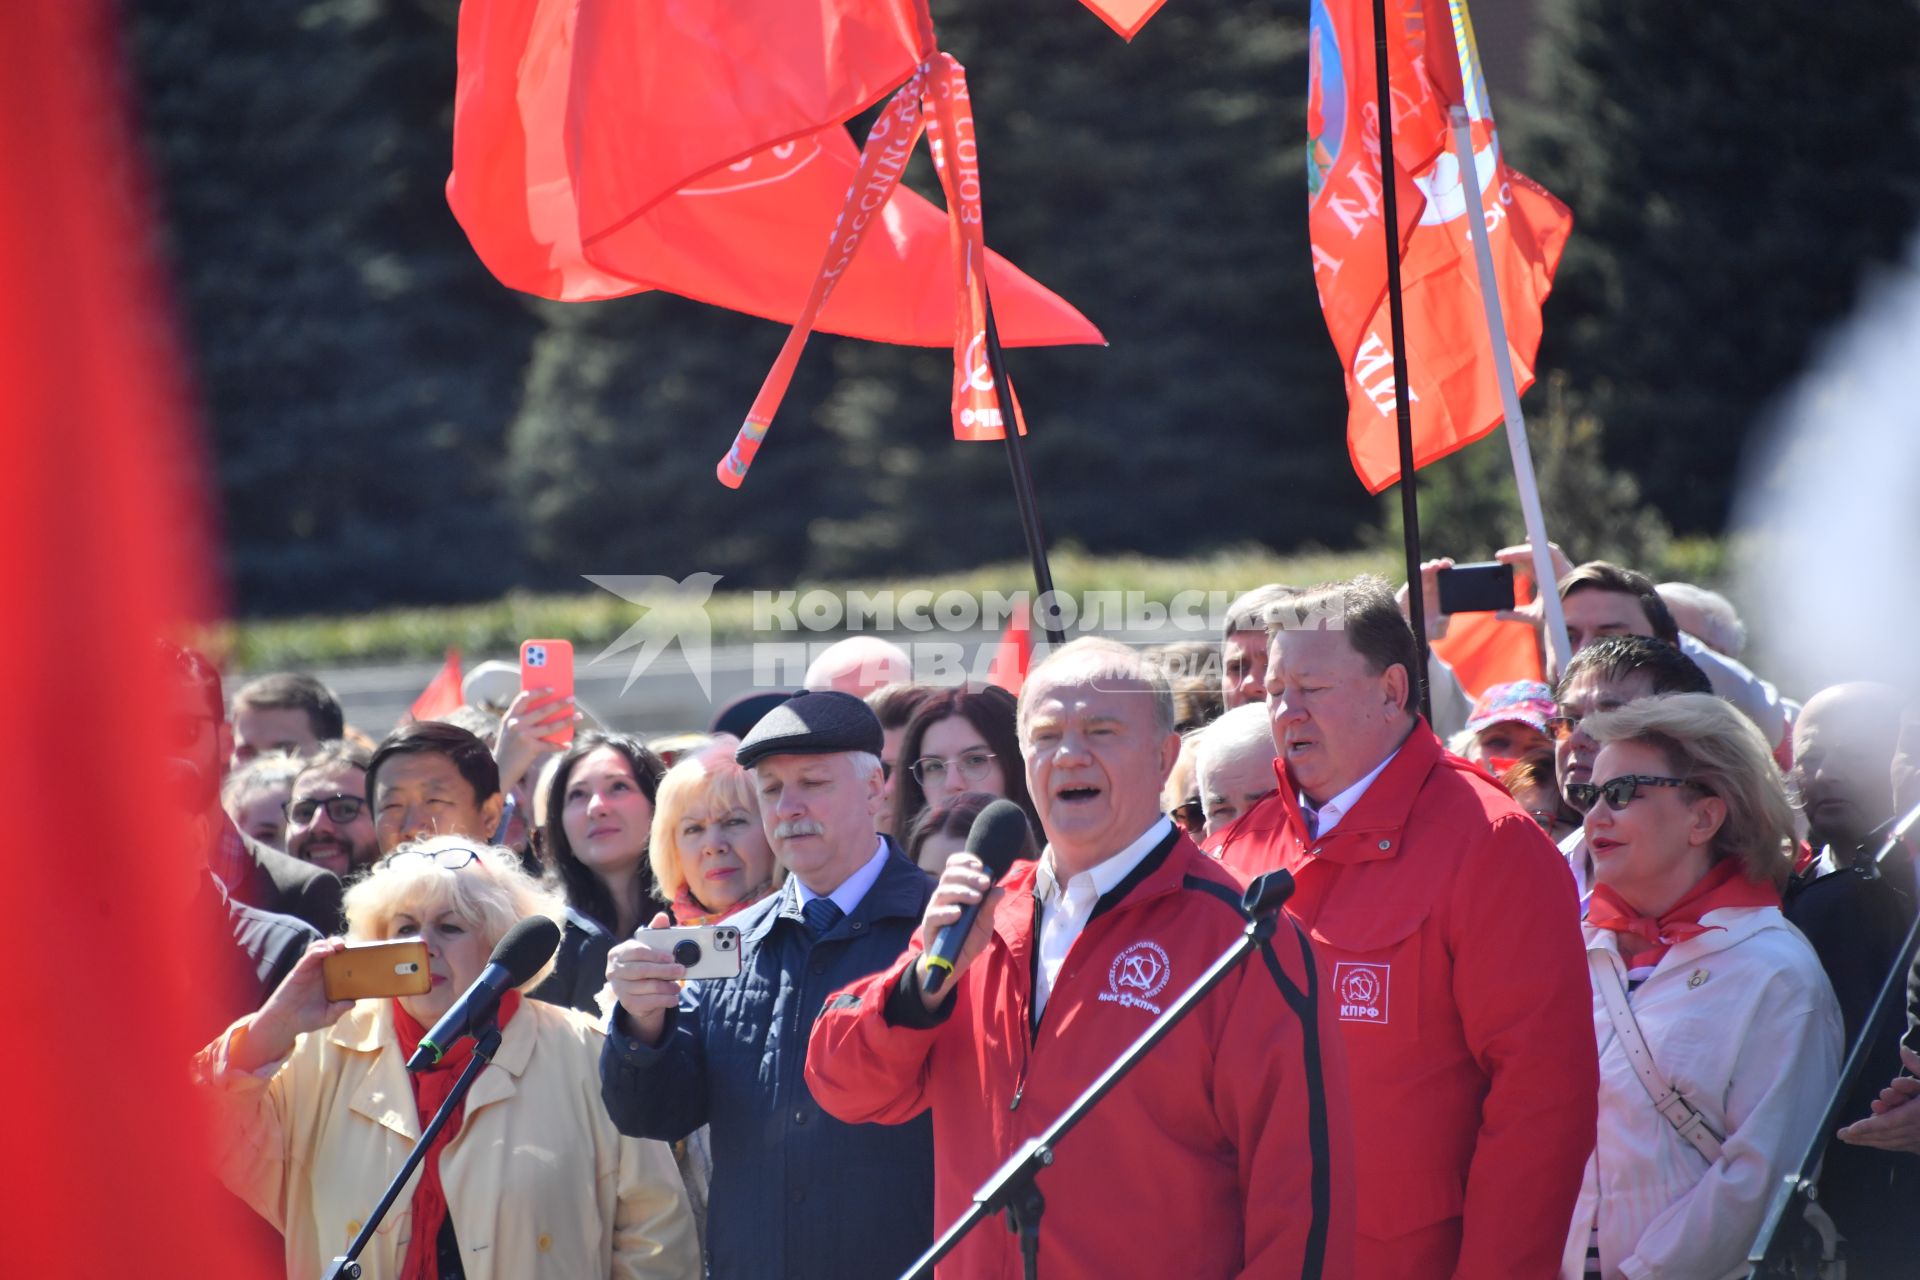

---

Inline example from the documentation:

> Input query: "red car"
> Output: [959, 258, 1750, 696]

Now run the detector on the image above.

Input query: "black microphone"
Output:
[922, 799, 1031, 995]
[406, 915, 560, 1072]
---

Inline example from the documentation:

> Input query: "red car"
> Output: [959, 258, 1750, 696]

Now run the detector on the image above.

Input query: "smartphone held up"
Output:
[519, 638, 576, 748]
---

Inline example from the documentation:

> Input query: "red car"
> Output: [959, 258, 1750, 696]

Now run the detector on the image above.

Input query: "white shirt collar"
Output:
[1038, 816, 1173, 904]
[1300, 747, 1400, 838]
[794, 837, 889, 917]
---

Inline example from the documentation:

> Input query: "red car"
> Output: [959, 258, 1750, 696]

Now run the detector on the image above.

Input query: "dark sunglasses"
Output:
[1566, 774, 1702, 814]
[286, 794, 368, 825]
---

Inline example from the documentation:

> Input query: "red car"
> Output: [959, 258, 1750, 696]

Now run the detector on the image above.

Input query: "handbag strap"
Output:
[1589, 949, 1726, 1164]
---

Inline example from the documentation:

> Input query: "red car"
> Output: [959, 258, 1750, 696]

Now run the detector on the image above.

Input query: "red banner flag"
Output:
[1309, 0, 1573, 493]
[409, 650, 466, 723]
[447, 0, 1100, 347]
[0, 3, 271, 1274]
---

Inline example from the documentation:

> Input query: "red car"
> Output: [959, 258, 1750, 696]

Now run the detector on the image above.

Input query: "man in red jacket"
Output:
[1218, 576, 1595, 1279]
[806, 637, 1355, 1280]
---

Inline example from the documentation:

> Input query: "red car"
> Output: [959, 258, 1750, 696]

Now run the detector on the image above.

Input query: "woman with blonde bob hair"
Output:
[648, 738, 781, 926]
[1559, 694, 1841, 1279]
[195, 835, 699, 1280]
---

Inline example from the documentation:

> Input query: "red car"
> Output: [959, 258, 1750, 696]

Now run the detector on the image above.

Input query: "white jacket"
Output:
[1560, 905, 1842, 1280]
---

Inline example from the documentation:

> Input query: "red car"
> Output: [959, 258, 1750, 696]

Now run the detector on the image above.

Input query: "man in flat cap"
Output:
[602, 691, 937, 1280]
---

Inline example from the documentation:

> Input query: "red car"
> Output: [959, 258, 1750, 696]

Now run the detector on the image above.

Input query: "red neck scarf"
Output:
[671, 878, 776, 926]
[1587, 859, 1780, 967]
[389, 990, 522, 1280]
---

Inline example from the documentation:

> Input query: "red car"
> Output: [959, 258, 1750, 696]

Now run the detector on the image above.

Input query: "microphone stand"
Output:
[898, 871, 1297, 1280]
[1749, 799, 1920, 1275]
[323, 1015, 504, 1280]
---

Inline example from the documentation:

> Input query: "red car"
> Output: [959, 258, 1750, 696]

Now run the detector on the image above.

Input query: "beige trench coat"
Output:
[200, 997, 699, 1280]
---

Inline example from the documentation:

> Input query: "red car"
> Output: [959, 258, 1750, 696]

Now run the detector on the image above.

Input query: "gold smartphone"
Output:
[321, 939, 431, 1001]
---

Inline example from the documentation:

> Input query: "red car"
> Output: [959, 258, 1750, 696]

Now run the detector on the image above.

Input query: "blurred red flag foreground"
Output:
[0, 4, 270, 1276]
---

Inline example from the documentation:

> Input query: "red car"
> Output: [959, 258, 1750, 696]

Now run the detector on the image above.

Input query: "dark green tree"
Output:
[1510, 0, 1920, 533]
[128, 0, 542, 613]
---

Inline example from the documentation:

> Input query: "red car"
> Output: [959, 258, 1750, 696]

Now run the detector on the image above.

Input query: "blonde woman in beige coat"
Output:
[195, 837, 699, 1280]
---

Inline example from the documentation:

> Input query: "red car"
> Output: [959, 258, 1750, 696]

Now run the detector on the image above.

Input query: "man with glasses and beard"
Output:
[284, 742, 380, 880]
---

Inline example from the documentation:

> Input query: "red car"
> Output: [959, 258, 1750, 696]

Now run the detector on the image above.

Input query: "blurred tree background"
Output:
[125, 0, 1920, 617]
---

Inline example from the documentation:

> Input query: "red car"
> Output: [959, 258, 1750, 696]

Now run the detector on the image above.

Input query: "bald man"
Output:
[804, 636, 912, 697]
[1783, 682, 1920, 1274]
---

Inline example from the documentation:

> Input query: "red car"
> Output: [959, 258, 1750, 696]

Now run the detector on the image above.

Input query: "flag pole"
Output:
[1371, 0, 1433, 723]
[979, 278, 1069, 647]
[1445, 16, 1573, 672]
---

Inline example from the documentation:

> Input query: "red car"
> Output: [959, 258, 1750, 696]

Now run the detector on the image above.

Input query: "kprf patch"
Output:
[1333, 961, 1390, 1024]
[1099, 940, 1172, 1014]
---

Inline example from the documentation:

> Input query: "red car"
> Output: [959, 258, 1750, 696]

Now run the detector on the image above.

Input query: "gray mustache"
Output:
[772, 819, 826, 840]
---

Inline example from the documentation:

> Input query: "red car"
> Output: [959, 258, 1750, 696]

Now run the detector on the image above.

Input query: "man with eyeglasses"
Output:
[285, 741, 379, 880]
[1550, 635, 1713, 908]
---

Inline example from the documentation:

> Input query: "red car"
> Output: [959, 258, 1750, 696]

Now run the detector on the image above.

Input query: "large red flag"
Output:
[447, 0, 1100, 348]
[1309, 0, 1573, 493]
[0, 4, 269, 1275]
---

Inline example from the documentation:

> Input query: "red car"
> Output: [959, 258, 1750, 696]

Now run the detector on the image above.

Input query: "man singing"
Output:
[806, 638, 1353, 1279]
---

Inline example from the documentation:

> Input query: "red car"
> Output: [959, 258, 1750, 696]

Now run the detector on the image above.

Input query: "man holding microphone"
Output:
[806, 638, 1354, 1279]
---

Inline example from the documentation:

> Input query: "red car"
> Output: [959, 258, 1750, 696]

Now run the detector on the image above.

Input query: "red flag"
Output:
[409, 650, 466, 723]
[0, 3, 272, 1274]
[986, 599, 1035, 694]
[1306, 0, 1449, 368]
[447, 0, 1100, 347]
[1309, 0, 1573, 493]
[1078, 0, 1173, 40]
[1431, 607, 1544, 700]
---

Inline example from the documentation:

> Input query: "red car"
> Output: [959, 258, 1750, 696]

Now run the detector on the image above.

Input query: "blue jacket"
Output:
[601, 843, 936, 1280]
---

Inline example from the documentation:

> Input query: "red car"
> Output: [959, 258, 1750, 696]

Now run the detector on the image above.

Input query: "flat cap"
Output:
[734, 690, 884, 770]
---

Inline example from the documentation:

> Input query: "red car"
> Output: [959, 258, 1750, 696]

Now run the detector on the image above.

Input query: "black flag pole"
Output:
[1370, 0, 1433, 723]
[979, 278, 1068, 647]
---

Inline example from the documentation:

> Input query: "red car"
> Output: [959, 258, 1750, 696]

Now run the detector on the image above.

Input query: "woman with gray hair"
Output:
[1560, 693, 1840, 1279]
[195, 836, 698, 1280]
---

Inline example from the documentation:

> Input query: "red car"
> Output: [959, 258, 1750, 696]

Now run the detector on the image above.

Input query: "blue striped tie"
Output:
[801, 896, 843, 939]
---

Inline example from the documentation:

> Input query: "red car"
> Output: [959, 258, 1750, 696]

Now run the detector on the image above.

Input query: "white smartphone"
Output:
[648, 925, 743, 980]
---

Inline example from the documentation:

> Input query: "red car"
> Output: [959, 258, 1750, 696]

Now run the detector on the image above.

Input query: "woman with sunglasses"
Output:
[194, 836, 699, 1280]
[1558, 694, 1841, 1280]
[888, 685, 1039, 841]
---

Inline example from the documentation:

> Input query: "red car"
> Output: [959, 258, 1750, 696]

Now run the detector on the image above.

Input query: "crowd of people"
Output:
[167, 543, 1920, 1279]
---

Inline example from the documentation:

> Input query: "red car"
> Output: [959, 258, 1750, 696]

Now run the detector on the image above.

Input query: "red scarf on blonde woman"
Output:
[1587, 859, 1780, 967]
[389, 991, 523, 1280]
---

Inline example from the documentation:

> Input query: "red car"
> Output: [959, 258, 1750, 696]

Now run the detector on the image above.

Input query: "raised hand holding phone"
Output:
[518, 639, 575, 749]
